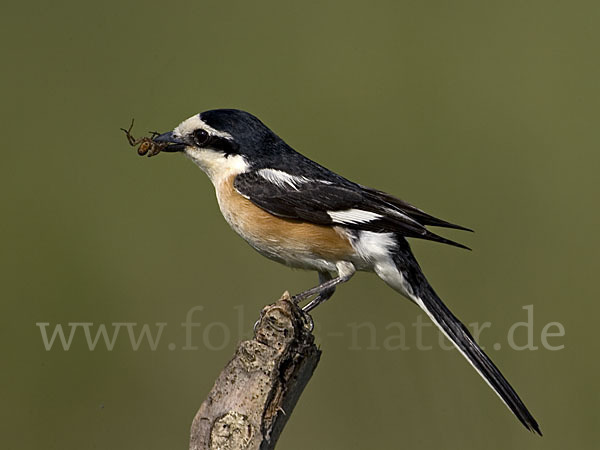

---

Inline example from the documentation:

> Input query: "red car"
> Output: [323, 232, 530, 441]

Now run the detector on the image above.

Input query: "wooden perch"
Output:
[189, 292, 321, 450]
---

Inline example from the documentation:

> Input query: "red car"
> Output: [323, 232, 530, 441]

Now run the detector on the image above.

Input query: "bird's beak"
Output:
[152, 131, 186, 152]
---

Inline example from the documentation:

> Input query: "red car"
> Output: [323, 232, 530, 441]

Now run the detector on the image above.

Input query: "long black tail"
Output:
[391, 242, 541, 435]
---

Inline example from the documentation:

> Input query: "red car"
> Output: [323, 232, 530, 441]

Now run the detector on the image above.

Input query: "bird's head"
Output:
[153, 109, 289, 180]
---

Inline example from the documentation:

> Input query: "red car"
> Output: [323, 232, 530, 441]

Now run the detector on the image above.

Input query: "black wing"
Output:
[359, 186, 473, 232]
[233, 170, 471, 249]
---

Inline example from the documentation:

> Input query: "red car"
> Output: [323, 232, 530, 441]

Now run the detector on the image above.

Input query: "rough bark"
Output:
[189, 292, 321, 450]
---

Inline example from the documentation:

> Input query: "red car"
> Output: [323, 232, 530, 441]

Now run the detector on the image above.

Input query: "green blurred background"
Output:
[2, 0, 599, 448]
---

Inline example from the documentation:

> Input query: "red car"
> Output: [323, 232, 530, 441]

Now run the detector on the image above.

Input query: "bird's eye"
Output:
[193, 129, 210, 146]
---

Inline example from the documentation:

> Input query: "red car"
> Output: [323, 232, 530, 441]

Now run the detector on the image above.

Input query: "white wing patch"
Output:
[328, 209, 382, 225]
[257, 168, 314, 191]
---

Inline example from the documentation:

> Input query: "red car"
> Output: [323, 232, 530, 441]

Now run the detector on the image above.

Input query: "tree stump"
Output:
[189, 292, 321, 450]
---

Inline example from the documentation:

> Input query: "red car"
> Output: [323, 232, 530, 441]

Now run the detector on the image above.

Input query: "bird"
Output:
[146, 108, 540, 434]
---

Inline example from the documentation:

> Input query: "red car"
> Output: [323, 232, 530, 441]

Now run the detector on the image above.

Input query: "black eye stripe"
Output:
[191, 128, 239, 154]
[210, 136, 240, 154]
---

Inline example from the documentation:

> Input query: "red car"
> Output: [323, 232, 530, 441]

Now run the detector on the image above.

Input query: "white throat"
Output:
[184, 148, 249, 186]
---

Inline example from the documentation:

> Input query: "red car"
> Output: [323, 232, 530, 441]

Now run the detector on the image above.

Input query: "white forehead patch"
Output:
[173, 114, 233, 140]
